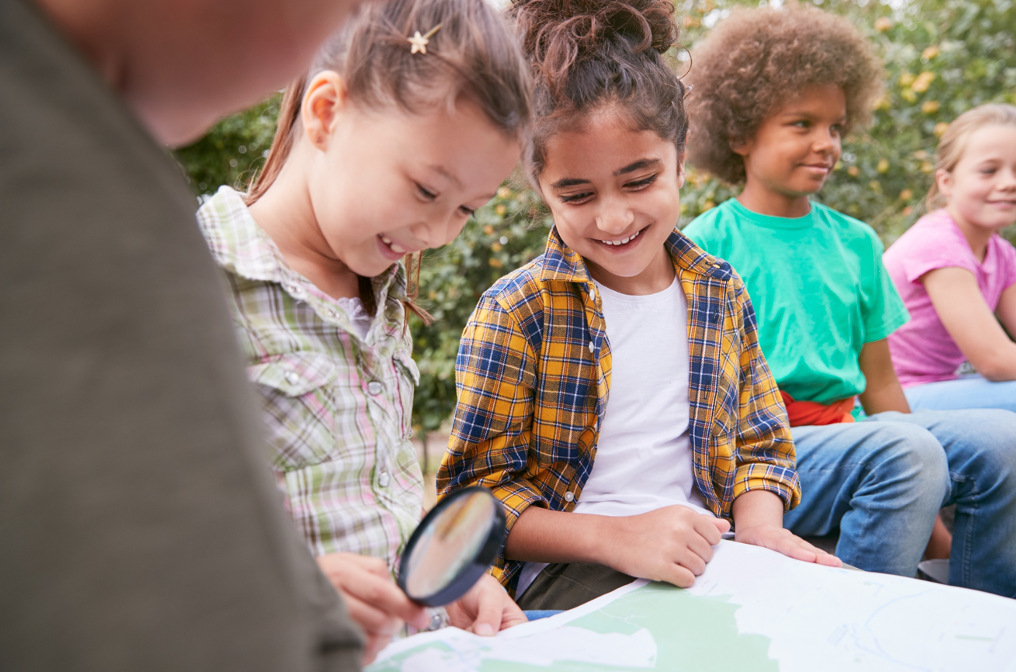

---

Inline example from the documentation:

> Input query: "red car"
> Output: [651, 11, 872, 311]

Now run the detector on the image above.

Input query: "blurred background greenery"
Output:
[176, 0, 1016, 440]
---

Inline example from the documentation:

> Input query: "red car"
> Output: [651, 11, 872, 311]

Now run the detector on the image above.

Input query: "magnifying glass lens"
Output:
[399, 488, 506, 607]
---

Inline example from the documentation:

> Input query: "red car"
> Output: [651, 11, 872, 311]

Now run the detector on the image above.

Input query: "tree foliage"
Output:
[175, 0, 1016, 434]
[676, 0, 1016, 241]
[176, 97, 281, 198]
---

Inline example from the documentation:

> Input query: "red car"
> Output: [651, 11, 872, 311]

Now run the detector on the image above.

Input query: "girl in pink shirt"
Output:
[884, 104, 1016, 412]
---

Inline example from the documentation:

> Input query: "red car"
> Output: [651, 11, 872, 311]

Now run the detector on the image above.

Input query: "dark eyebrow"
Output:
[550, 158, 662, 189]
[551, 177, 592, 189]
[615, 158, 661, 176]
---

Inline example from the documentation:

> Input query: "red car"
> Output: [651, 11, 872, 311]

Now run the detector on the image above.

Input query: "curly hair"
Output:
[686, 4, 883, 185]
[509, 0, 688, 179]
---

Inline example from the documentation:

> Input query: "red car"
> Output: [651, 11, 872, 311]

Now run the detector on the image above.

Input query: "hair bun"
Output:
[511, 0, 688, 179]
[512, 0, 679, 68]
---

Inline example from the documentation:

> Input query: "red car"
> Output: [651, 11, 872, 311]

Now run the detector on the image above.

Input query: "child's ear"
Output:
[730, 137, 753, 158]
[677, 154, 687, 188]
[301, 70, 348, 151]
[935, 168, 953, 199]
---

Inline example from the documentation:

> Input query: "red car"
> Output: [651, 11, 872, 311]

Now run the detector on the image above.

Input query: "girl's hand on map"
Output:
[735, 524, 842, 567]
[447, 573, 528, 635]
[606, 505, 730, 588]
[316, 552, 430, 665]
[731, 490, 842, 568]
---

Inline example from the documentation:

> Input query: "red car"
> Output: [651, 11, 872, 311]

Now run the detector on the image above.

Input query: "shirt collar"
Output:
[538, 224, 730, 284]
[200, 186, 405, 303]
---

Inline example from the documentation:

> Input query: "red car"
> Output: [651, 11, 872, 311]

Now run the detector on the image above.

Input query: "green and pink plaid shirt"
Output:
[197, 187, 423, 568]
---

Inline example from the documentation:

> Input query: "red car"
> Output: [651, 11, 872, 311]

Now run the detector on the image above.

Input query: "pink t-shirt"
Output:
[884, 209, 1016, 387]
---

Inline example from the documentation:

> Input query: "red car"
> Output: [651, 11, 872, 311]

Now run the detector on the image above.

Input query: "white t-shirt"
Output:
[516, 277, 708, 596]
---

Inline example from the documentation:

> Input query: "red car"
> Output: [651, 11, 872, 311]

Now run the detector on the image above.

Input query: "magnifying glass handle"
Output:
[423, 606, 449, 632]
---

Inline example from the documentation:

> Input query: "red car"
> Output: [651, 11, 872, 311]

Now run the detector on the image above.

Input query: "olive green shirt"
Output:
[0, 0, 362, 669]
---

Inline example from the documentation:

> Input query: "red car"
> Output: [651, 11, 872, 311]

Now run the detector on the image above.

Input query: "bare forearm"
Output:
[503, 507, 613, 565]
[858, 339, 911, 415]
[731, 489, 784, 532]
[926, 270, 1016, 381]
[859, 383, 910, 414]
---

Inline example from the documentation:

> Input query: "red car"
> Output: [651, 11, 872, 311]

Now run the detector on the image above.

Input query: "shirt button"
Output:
[285, 371, 300, 385]
[588, 341, 595, 354]
[564, 491, 575, 503]
[589, 285, 596, 300]
[367, 380, 383, 395]
[378, 472, 390, 488]
[327, 308, 337, 319]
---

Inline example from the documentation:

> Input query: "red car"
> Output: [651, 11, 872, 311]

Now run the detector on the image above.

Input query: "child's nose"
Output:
[595, 196, 635, 235]
[997, 168, 1016, 189]
[410, 213, 464, 250]
[812, 128, 839, 154]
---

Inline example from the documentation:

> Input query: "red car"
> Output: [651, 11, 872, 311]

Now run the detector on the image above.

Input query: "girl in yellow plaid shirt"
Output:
[439, 0, 841, 611]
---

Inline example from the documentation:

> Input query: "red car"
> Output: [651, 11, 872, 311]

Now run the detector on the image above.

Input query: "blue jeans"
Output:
[905, 374, 1016, 414]
[783, 409, 1016, 598]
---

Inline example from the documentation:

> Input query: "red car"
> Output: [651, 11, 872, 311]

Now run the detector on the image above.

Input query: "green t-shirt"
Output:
[683, 198, 909, 404]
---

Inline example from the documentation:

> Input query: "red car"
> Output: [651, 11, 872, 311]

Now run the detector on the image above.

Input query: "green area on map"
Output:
[370, 582, 777, 671]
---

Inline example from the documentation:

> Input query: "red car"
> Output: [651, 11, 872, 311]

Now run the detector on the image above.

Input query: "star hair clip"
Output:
[408, 24, 442, 55]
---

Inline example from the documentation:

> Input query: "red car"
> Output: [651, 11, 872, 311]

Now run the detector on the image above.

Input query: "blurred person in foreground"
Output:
[0, 0, 372, 669]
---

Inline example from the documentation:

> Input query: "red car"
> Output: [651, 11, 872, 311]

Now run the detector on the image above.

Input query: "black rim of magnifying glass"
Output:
[397, 486, 507, 608]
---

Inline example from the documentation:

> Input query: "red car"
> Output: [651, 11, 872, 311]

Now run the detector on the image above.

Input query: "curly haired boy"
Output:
[683, 4, 1016, 597]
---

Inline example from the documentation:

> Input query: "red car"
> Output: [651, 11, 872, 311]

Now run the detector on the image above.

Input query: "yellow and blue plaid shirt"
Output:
[438, 227, 799, 590]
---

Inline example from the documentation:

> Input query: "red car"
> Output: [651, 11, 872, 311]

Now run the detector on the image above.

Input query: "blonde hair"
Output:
[927, 103, 1016, 209]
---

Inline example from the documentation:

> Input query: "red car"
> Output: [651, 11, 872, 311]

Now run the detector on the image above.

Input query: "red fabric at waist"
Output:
[779, 390, 856, 427]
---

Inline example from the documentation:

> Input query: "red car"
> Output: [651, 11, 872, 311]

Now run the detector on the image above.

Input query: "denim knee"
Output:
[941, 409, 1016, 491]
[868, 420, 950, 506]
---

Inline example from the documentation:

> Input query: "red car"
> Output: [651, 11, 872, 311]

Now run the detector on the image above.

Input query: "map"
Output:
[367, 541, 1016, 671]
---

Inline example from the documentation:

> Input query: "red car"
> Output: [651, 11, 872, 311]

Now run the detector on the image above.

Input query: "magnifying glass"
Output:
[397, 487, 507, 607]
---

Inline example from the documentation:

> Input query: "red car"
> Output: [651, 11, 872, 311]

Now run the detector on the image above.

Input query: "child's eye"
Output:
[981, 168, 997, 175]
[624, 174, 658, 190]
[560, 192, 593, 204]
[831, 124, 844, 136]
[792, 120, 810, 128]
[458, 205, 476, 217]
[416, 183, 437, 201]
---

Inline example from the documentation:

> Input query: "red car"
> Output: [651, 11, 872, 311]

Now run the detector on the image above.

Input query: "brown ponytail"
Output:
[509, 0, 687, 180]
[246, 77, 305, 204]
[245, 0, 532, 322]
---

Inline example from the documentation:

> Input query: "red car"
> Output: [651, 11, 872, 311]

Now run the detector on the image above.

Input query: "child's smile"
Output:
[538, 109, 683, 295]
[377, 233, 422, 261]
[596, 225, 647, 248]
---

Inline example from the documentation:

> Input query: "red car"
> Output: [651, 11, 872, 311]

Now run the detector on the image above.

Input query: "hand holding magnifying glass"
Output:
[318, 488, 521, 665]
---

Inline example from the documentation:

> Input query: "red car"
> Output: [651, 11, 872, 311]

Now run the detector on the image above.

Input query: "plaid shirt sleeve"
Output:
[437, 292, 547, 579]
[729, 279, 801, 510]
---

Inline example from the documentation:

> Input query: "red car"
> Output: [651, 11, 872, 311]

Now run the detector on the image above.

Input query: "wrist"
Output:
[733, 521, 781, 538]
[589, 514, 623, 568]
[731, 489, 785, 532]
